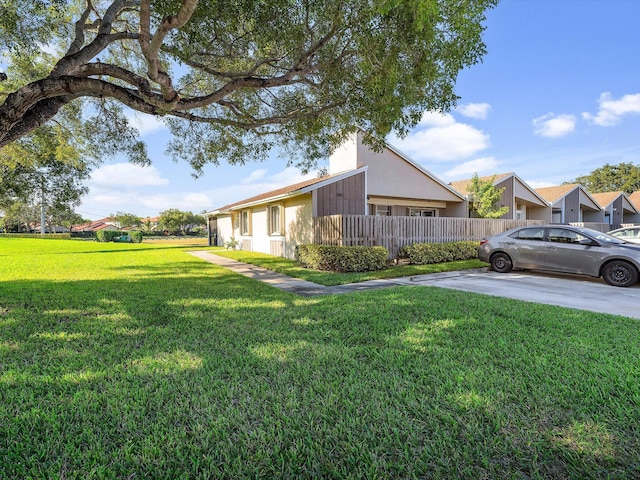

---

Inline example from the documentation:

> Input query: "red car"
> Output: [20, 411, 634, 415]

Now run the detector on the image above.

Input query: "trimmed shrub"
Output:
[397, 241, 478, 265]
[295, 244, 388, 272]
[129, 231, 143, 243]
[95, 230, 122, 242]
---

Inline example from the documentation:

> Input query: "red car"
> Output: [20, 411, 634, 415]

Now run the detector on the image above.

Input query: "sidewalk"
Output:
[186, 251, 475, 297]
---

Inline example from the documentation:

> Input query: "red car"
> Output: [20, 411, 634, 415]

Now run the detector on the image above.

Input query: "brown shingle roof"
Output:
[449, 172, 513, 195]
[535, 184, 580, 203]
[212, 174, 339, 213]
[628, 191, 640, 209]
[590, 191, 624, 208]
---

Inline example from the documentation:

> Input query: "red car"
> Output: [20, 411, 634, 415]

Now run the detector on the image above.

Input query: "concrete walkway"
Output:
[186, 251, 640, 319]
[186, 251, 482, 296]
[187, 251, 436, 297]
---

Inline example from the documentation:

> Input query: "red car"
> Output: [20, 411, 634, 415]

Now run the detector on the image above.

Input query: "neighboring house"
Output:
[628, 191, 640, 213]
[206, 132, 467, 258]
[71, 217, 119, 233]
[535, 183, 604, 224]
[450, 172, 551, 221]
[140, 216, 160, 230]
[590, 191, 639, 227]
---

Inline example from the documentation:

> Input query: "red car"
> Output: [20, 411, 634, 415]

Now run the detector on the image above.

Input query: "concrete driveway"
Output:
[406, 269, 640, 319]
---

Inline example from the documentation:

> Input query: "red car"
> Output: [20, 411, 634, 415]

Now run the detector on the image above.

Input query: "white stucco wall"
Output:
[215, 214, 234, 247]
[247, 207, 268, 254]
[284, 195, 313, 259]
[329, 134, 359, 174]
[329, 132, 463, 204]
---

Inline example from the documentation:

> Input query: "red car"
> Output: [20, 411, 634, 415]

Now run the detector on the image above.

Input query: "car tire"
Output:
[490, 252, 513, 273]
[602, 261, 639, 287]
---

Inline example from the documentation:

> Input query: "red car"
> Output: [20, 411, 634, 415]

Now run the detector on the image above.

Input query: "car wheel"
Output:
[602, 261, 639, 287]
[490, 252, 513, 273]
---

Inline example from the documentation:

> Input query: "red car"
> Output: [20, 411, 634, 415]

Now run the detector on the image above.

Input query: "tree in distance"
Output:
[111, 211, 142, 229]
[158, 209, 206, 235]
[570, 162, 640, 195]
[0, 0, 497, 174]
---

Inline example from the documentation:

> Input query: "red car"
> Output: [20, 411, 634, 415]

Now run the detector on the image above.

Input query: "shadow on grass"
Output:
[1, 264, 639, 478]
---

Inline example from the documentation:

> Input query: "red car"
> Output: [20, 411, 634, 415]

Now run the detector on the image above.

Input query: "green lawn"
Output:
[211, 249, 487, 286]
[1, 238, 639, 478]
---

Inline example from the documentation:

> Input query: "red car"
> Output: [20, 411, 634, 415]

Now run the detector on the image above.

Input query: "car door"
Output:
[504, 226, 547, 269]
[543, 227, 603, 275]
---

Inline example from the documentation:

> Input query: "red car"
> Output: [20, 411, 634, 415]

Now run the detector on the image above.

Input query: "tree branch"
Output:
[139, 0, 198, 103]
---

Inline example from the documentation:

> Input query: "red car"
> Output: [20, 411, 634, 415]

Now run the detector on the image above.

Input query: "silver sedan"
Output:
[478, 225, 640, 287]
[608, 226, 640, 244]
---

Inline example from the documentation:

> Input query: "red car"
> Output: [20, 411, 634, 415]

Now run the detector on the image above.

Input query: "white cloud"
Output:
[525, 180, 557, 189]
[241, 169, 268, 184]
[582, 92, 640, 126]
[139, 192, 213, 213]
[417, 111, 457, 127]
[532, 113, 576, 138]
[445, 157, 500, 178]
[89, 163, 170, 188]
[269, 167, 316, 185]
[393, 120, 490, 162]
[457, 103, 491, 120]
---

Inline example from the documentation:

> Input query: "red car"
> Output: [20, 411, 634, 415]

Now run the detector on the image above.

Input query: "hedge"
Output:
[295, 244, 388, 272]
[95, 230, 143, 243]
[396, 241, 478, 265]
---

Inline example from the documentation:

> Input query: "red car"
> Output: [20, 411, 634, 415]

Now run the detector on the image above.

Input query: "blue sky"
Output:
[77, 0, 640, 220]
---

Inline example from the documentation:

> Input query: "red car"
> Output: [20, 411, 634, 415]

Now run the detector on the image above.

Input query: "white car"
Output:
[607, 226, 640, 244]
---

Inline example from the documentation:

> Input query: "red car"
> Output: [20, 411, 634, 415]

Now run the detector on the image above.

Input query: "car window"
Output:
[510, 227, 545, 241]
[590, 232, 625, 244]
[548, 228, 588, 244]
[616, 228, 640, 238]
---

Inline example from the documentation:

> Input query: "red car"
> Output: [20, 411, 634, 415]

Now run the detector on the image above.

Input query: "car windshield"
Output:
[578, 227, 626, 244]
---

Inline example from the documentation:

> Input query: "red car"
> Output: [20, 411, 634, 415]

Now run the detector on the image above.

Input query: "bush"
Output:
[95, 230, 122, 242]
[129, 231, 143, 243]
[397, 241, 478, 265]
[295, 244, 388, 272]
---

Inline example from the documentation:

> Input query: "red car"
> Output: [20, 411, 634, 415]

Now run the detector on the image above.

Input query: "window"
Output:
[268, 204, 282, 235]
[372, 205, 390, 216]
[548, 228, 588, 244]
[240, 210, 251, 235]
[408, 208, 436, 217]
[510, 227, 545, 241]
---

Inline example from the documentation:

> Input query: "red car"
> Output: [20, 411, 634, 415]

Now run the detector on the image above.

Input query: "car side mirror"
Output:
[579, 238, 597, 246]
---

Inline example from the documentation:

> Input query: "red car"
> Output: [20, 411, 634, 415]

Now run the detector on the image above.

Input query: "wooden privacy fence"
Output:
[314, 215, 546, 258]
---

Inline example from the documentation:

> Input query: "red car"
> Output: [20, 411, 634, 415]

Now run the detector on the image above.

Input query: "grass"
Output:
[211, 249, 487, 286]
[1, 237, 640, 478]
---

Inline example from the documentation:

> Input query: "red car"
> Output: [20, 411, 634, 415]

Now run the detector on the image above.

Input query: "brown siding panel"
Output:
[316, 172, 366, 216]
[566, 188, 580, 223]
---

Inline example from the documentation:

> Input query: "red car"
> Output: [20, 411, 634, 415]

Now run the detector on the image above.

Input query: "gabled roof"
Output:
[71, 218, 117, 232]
[535, 183, 603, 209]
[535, 183, 580, 203]
[628, 191, 640, 210]
[207, 167, 367, 215]
[591, 191, 625, 208]
[449, 172, 513, 195]
[376, 140, 466, 201]
[450, 172, 549, 207]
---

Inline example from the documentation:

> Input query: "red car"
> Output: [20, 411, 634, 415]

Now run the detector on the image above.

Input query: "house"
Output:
[450, 173, 551, 221]
[628, 191, 640, 213]
[590, 191, 639, 227]
[535, 183, 604, 224]
[206, 132, 467, 258]
[71, 217, 119, 233]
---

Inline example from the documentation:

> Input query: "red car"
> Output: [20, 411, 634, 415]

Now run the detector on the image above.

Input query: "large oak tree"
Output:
[1, 0, 497, 173]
